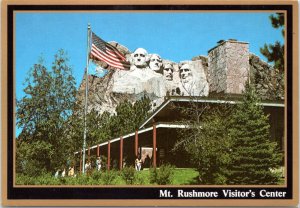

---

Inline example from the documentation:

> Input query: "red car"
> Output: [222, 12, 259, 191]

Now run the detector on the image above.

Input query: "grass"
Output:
[119, 168, 199, 185]
[16, 168, 285, 185]
[16, 168, 199, 185]
[172, 168, 199, 185]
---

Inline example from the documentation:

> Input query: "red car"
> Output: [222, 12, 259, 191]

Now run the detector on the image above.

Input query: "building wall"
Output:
[208, 40, 250, 94]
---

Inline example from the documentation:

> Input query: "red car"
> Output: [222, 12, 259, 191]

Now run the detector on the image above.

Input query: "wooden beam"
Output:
[107, 141, 111, 171]
[119, 136, 123, 170]
[79, 149, 82, 174]
[97, 144, 100, 157]
[135, 130, 138, 157]
[153, 124, 157, 168]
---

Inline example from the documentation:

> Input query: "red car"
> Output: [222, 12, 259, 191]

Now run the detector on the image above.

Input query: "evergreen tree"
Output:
[113, 100, 135, 136]
[260, 13, 284, 71]
[227, 84, 282, 184]
[110, 96, 151, 137]
[133, 96, 152, 129]
[86, 110, 112, 146]
[16, 50, 77, 175]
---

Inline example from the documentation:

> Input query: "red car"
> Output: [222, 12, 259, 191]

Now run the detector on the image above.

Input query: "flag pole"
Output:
[83, 23, 91, 174]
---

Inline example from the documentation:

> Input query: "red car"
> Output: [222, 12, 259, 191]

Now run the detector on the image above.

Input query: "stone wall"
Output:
[208, 40, 250, 94]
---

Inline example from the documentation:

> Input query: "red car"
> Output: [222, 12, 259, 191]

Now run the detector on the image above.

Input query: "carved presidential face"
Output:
[132, 48, 148, 68]
[179, 63, 193, 83]
[149, 54, 162, 72]
[163, 63, 174, 81]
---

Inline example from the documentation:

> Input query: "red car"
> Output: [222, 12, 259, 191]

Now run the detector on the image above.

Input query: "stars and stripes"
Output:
[90, 32, 130, 70]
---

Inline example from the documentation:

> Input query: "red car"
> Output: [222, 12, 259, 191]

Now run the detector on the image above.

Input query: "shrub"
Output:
[150, 164, 174, 185]
[37, 173, 61, 185]
[133, 172, 145, 185]
[101, 170, 117, 185]
[91, 170, 102, 182]
[16, 174, 36, 185]
[121, 166, 136, 184]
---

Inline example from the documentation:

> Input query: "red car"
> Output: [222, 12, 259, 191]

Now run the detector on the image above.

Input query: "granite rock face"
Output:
[78, 39, 283, 114]
[112, 68, 166, 97]
[250, 54, 284, 100]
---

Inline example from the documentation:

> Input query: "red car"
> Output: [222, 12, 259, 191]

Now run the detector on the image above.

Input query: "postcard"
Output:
[1, 0, 299, 206]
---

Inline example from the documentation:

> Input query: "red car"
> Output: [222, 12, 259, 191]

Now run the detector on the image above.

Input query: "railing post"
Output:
[88, 146, 90, 161]
[80, 149, 82, 174]
[107, 141, 111, 171]
[97, 144, 100, 157]
[135, 130, 138, 157]
[153, 124, 157, 168]
[120, 136, 123, 170]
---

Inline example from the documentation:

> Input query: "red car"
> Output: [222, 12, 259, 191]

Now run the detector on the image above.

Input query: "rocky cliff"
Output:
[249, 53, 284, 100]
[78, 39, 284, 114]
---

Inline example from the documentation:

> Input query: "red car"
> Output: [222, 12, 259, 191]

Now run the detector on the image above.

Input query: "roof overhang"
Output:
[74, 123, 188, 154]
[139, 96, 285, 129]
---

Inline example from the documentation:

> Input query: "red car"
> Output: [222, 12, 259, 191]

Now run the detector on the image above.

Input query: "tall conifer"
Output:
[227, 84, 282, 184]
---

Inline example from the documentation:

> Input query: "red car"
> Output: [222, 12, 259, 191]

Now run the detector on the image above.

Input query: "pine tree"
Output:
[227, 85, 282, 184]
[260, 13, 284, 71]
[110, 96, 151, 137]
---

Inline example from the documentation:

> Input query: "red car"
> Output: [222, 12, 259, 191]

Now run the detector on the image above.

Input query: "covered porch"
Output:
[74, 123, 190, 172]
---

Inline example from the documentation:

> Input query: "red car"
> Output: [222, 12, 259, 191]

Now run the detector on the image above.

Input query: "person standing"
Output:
[61, 168, 66, 177]
[68, 166, 75, 177]
[135, 156, 142, 171]
[54, 169, 60, 178]
[96, 157, 102, 171]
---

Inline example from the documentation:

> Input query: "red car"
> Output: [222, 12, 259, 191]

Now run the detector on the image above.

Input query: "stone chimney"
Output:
[207, 39, 250, 94]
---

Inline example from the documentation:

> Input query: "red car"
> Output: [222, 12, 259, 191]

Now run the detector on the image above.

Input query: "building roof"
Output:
[74, 123, 188, 154]
[139, 96, 285, 129]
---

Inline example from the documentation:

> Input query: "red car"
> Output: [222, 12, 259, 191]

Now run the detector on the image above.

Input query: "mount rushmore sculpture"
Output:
[79, 39, 283, 114]
[112, 47, 209, 99]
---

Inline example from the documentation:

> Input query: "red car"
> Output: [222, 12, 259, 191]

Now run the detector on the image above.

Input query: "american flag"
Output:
[90, 32, 130, 70]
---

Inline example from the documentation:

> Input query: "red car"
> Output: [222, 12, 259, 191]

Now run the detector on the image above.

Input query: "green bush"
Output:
[37, 173, 61, 185]
[133, 172, 145, 185]
[150, 164, 174, 185]
[91, 170, 102, 182]
[16, 174, 36, 185]
[121, 166, 136, 184]
[101, 170, 117, 185]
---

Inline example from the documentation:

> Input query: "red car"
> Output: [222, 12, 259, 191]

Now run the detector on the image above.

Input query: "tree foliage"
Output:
[227, 84, 282, 184]
[16, 50, 77, 176]
[260, 13, 285, 71]
[112, 96, 151, 136]
[68, 96, 151, 152]
[176, 85, 282, 185]
[175, 102, 233, 184]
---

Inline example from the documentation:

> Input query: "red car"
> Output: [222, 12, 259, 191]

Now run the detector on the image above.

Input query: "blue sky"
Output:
[16, 12, 283, 135]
